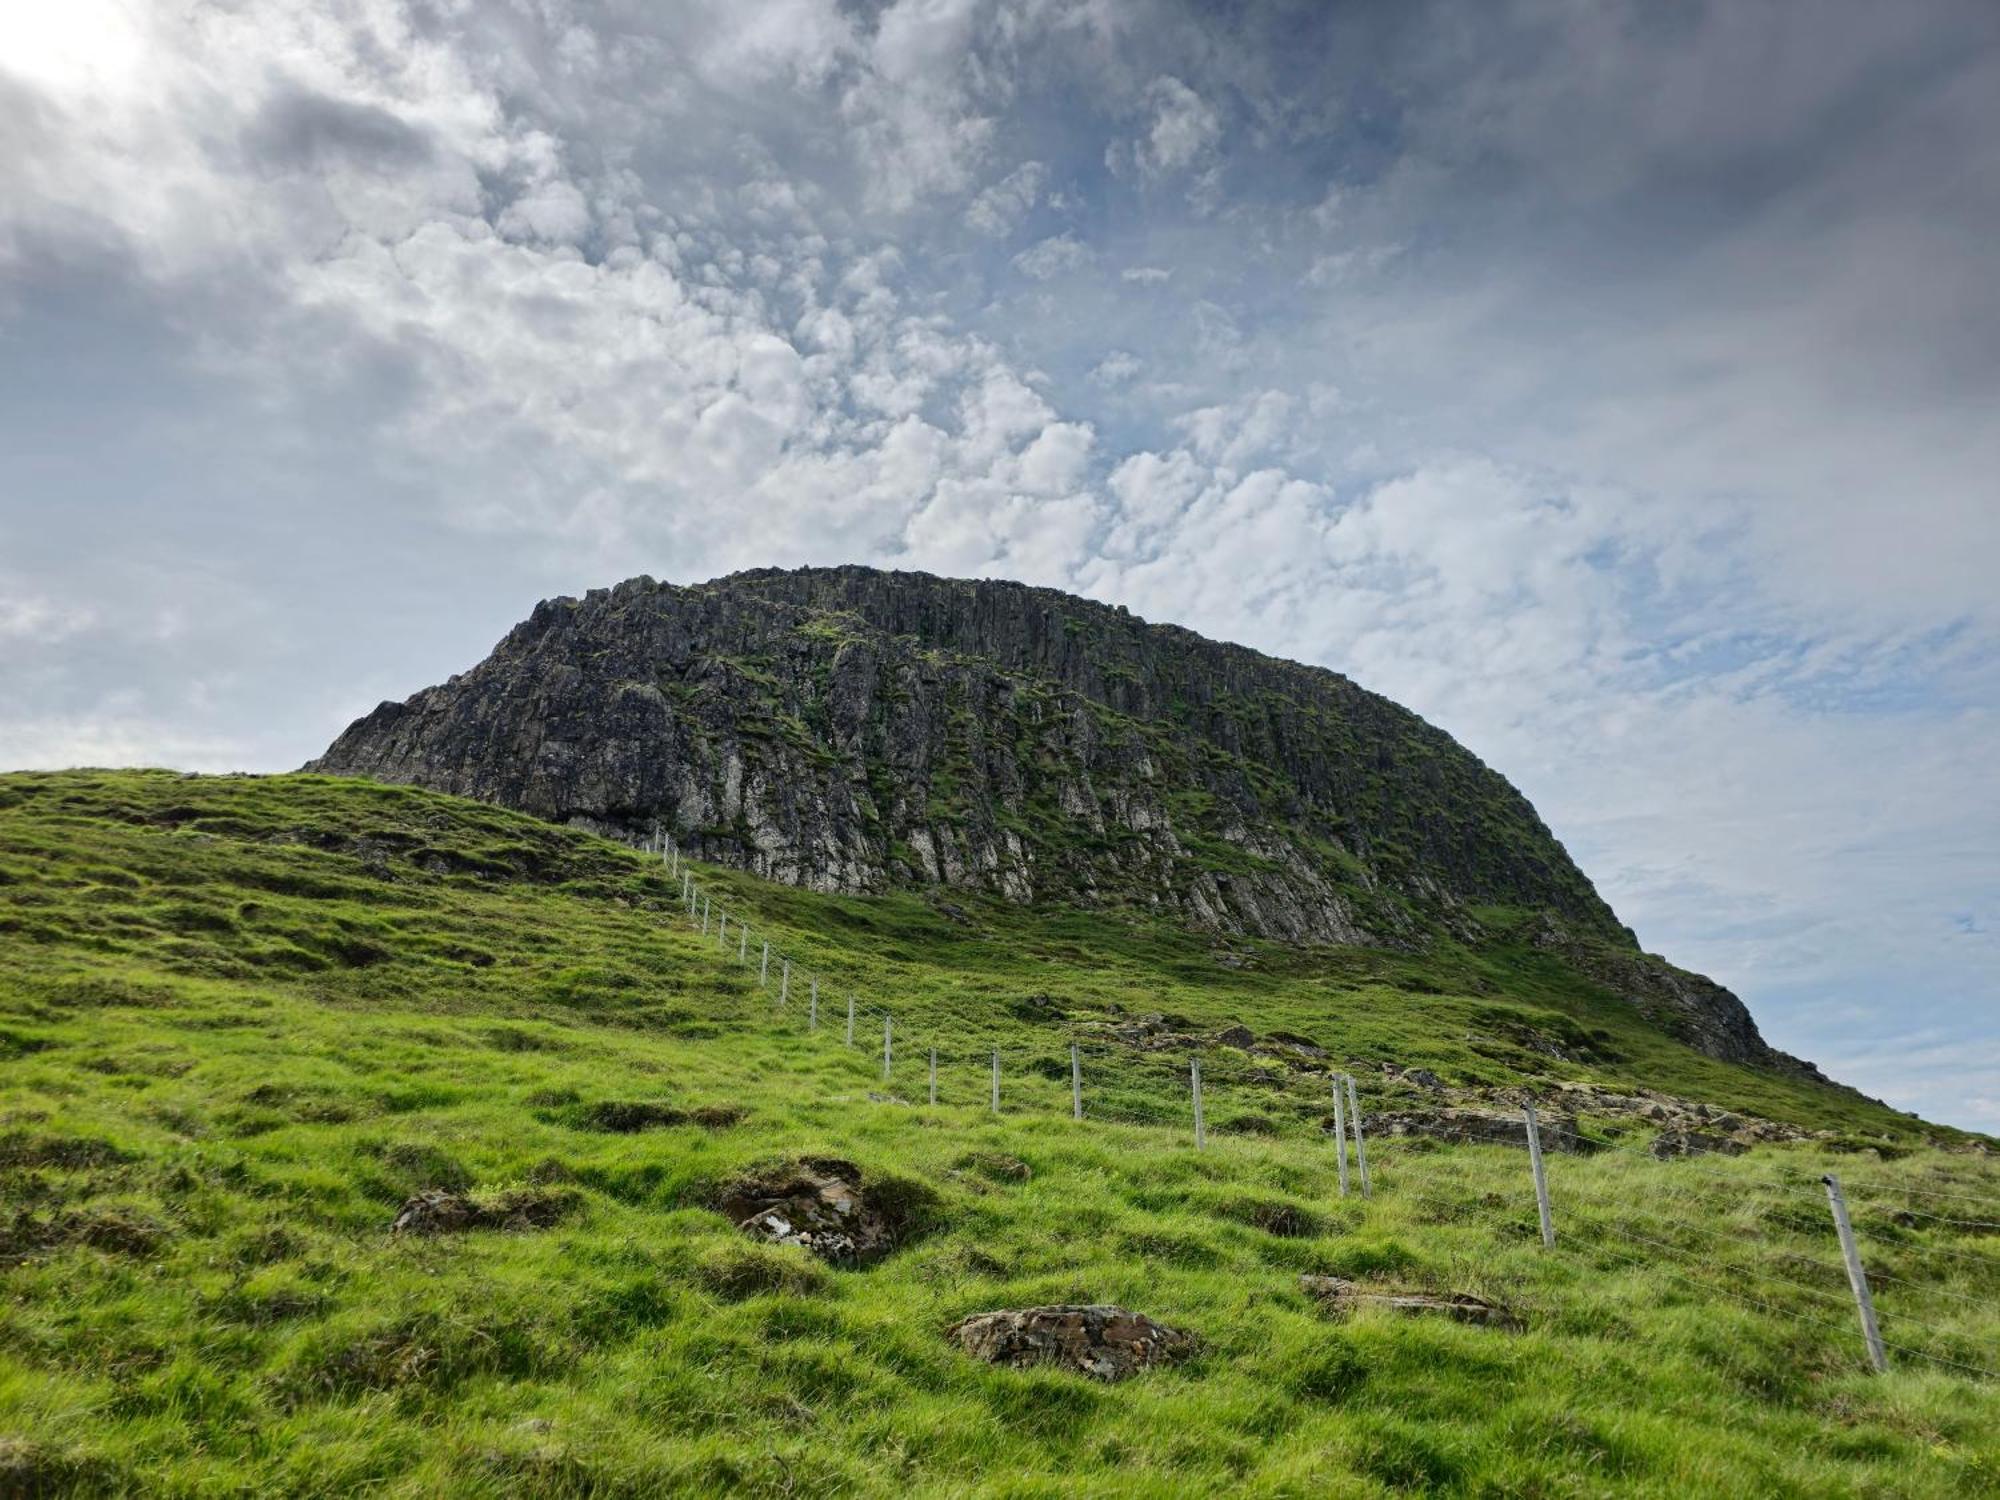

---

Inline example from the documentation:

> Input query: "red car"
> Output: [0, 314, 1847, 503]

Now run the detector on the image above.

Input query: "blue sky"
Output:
[2, 1, 1996, 1128]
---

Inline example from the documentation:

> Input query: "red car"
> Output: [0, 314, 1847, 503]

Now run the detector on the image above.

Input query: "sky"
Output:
[2, 1, 1996, 1129]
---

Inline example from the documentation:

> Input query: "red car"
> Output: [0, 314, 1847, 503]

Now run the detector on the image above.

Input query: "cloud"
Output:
[1134, 74, 1220, 177]
[1090, 350, 1141, 385]
[1011, 231, 1095, 279]
[965, 160, 1046, 235]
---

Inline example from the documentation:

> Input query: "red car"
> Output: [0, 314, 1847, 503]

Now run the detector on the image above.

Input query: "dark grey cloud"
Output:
[242, 82, 436, 173]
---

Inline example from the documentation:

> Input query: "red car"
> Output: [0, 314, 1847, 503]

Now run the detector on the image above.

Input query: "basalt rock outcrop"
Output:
[311, 565, 1815, 1076]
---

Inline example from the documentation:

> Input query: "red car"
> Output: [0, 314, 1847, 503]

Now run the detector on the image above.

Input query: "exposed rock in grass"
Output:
[1650, 1130, 1747, 1160]
[946, 1305, 1196, 1381]
[1263, 1030, 1326, 1058]
[1216, 1024, 1255, 1049]
[1301, 1275, 1522, 1331]
[717, 1157, 934, 1266]
[389, 1186, 577, 1235]
[1360, 1108, 1590, 1155]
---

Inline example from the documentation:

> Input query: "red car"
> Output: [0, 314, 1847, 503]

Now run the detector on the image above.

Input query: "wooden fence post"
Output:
[846, 994, 855, 1047]
[778, 959, 789, 1007]
[1331, 1078, 1349, 1197]
[759, 940, 769, 986]
[883, 1016, 893, 1081]
[1345, 1074, 1370, 1196]
[1070, 1042, 1083, 1120]
[808, 981, 817, 1031]
[1524, 1099, 1555, 1248]
[1823, 1173, 1889, 1372]
[1191, 1057, 1206, 1150]
[738, 926, 748, 963]
[990, 1050, 1001, 1114]
[929, 1046, 938, 1106]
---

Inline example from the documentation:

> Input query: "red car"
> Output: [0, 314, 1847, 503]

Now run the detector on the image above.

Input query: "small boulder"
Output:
[718, 1158, 929, 1266]
[946, 1304, 1195, 1381]
[1217, 1024, 1256, 1049]
[1300, 1275, 1521, 1331]
[1650, 1130, 1746, 1160]
[390, 1187, 574, 1235]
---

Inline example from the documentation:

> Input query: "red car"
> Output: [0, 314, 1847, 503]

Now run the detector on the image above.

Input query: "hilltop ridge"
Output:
[312, 566, 1810, 1078]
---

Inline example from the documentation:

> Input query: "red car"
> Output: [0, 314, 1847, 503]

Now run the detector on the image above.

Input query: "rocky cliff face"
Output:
[310, 565, 1807, 1073]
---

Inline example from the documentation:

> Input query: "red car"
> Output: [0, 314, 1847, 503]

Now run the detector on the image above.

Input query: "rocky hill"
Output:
[310, 566, 1814, 1075]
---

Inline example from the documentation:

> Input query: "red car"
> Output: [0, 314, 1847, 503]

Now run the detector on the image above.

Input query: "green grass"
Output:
[1, 770, 1995, 1497]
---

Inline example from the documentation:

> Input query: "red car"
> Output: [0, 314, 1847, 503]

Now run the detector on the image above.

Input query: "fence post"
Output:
[1331, 1078, 1349, 1198]
[846, 994, 856, 1047]
[1823, 1173, 1889, 1373]
[760, 940, 769, 987]
[808, 982, 817, 1031]
[1345, 1074, 1370, 1196]
[883, 1016, 893, 1081]
[738, 926, 748, 963]
[1524, 1098, 1555, 1248]
[990, 1050, 1000, 1114]
[716, 911, 726, 947]
[1191, 1056, 1206, 1150]
[778, 960, 789, 1007]
[1070, 1042, 1083, 1121]
[930, 1046, 938, 1106]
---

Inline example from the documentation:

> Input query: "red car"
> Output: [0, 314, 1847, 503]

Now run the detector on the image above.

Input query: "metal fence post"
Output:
[883, 1016, 893, 1081]
[1345, 1074, 1370, 1196]
[1331, 1077, 1349, 1198]
[1070, 1042, 1083, 1120]
[1525, 1098, 1555, 1248]
[1823, 1173, 1889, 1372]
[1191, 1056, 1206, 1150]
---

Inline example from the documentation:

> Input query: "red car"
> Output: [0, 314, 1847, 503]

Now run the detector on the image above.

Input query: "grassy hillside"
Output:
[1, 770, 1994, 1497]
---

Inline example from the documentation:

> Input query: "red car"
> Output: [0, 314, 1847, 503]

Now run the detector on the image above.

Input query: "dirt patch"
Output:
[389, 1187, 577, 1235]
[953, 1151, 1033, 1184]
[716, 1157, 936, 1266]
[1, 1205, 170, 1263]
[1219, 1198, 1318, 1237]
[0, 1436, 118, 1498]
[557, 1100, 747, 1133]
[946, 1305, 1196, 1381]
[0, 1133, 136, 1171]
[696, 1243, 829, 1302]
[1301, 1275, 1522, 1331]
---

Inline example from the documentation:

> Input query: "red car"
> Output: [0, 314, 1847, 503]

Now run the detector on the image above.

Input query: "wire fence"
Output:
[636, 834, 1999, 1383]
